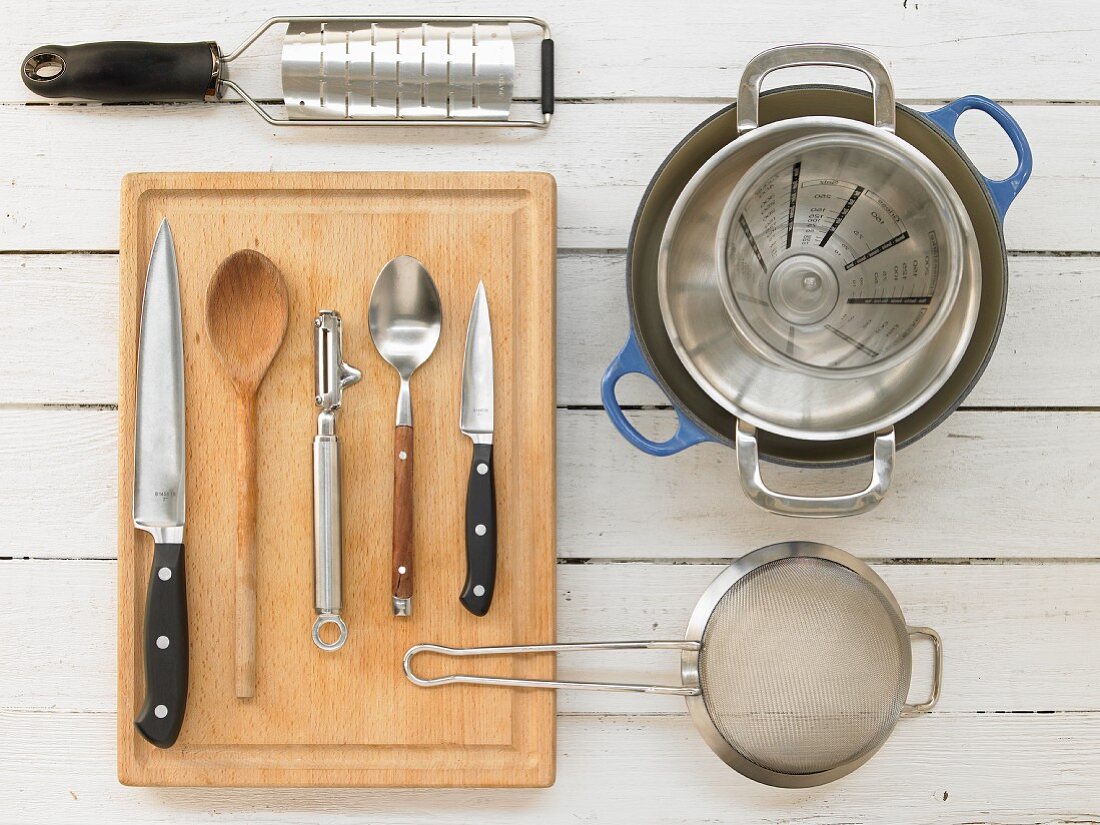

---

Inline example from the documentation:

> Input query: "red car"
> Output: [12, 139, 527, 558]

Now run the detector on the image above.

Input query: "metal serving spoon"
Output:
[368, 255, 442, 617]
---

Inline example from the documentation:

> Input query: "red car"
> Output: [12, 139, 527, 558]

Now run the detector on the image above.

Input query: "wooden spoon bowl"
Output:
[206, 250, 290, 393]
[205, 249, 289, 698]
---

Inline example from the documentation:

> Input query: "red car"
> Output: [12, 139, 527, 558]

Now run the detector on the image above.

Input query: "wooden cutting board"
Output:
[116, 172, 556, 787]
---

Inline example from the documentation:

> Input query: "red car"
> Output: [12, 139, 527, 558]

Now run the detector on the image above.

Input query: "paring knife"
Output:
[459, 281, 496, 616]
[132, 219, 189, 748]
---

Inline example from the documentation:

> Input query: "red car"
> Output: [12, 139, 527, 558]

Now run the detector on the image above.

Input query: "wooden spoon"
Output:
[205, 250, 289, 699]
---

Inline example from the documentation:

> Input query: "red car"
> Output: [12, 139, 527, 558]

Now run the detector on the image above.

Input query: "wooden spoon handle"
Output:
[235, 392, 258, 697]
[392, 425, 414, 616]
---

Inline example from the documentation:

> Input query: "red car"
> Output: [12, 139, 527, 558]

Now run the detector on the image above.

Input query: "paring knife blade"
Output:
[459, 281, 496, 616]
[132, 218, 188, 748]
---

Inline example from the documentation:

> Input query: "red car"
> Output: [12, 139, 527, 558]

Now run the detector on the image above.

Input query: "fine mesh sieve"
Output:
[404, 542, 941, 788]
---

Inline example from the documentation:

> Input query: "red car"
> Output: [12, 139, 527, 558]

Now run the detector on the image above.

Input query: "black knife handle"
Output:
[460, 443, 496, 616]
[21, 41, 218, 102]
[135, 542, 188, 748]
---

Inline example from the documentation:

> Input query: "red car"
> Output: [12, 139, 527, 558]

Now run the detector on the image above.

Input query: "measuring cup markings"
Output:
[721, 140, 957, 374]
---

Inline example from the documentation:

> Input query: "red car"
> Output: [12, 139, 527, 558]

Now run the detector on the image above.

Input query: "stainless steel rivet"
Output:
[475, 524, 487, 536]
[398, 565, 407, 574]
[477, 462, 489, 475]
[156, 636, 169, 649]
[154, 704, 168, 719]
[399, 450, 408, 460]
[473, 584, 486, 597]
[158, 567, 172, 581]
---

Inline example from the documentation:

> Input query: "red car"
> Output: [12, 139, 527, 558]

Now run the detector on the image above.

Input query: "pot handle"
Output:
[738, 43, 896, 133]
[602, 332, 713, 457]
[924, 96, 1033, 219]
[736, 421, 894, 518]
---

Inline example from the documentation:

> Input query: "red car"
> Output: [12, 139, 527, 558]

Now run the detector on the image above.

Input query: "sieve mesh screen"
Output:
[698, 556, 910, 776]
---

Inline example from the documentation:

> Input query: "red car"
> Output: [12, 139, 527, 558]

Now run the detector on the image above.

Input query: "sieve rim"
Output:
[680, 541, 912, 788]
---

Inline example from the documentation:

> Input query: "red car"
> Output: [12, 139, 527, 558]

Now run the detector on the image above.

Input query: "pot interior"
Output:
[628, 86, 1008, 466]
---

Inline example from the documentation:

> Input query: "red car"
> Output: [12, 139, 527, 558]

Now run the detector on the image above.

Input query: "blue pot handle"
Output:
[924, 95, 1033, 219]
[601, 332, 713, 456]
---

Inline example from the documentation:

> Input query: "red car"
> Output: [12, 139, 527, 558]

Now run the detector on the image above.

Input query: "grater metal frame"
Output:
[216, 16, 554, 128]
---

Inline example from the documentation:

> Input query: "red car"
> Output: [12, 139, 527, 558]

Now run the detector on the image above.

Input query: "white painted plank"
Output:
[556, 409, 1100, 558]
[2, 708, 1099, 822]
[5, 0, 1100, 101]
[0, 410, 116, 559]
[0, 255, 118, 404]
[1, 408, 1097, 560]
[2, 253, 1097, 407]
[2, 558, 1097, 715]
[0, 102, 1085, 251]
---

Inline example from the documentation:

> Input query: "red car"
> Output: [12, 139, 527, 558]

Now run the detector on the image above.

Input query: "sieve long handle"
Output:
[735, 422, 894, 518]
[404, 641, 702, 695]
[903, 626, 943, 715]
[737, 43, 896, 133]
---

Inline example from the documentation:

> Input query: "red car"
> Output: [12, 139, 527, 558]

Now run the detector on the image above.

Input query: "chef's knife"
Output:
[459, 281, 496, 616]
[132, 219, 188, 748]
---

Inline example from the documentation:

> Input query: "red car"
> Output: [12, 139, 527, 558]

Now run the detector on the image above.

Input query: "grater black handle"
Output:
[21, 41, 218, 102]
[540, 39, 555, 115]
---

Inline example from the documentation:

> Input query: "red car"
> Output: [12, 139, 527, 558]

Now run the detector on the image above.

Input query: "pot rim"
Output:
[624, 84, 1011, 466]
[656, 115, 982, 441]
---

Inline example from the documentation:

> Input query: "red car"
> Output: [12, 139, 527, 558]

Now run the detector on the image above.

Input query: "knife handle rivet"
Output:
[154, 704, 168, 719]
[398, 450, 408, 461]
[398, 565, 407, 575]
[476, 462, 489, 475]
[475, 524, 487, 536]
[156, 635, 170, 649]
[473, 585, 486, 597]
[158, 567, 172, 581]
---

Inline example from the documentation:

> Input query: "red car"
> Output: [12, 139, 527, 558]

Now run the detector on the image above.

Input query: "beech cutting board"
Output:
[117, 172, 557, 787]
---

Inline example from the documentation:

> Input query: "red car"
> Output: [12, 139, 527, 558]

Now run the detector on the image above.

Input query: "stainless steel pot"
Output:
[602, 44, 1032, 518]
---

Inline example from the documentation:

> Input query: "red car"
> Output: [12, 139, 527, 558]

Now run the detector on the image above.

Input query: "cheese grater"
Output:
[22, 15, 554, 128]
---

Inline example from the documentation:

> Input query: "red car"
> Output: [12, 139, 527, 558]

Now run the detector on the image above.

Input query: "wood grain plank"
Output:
[4, 0, 1099, 101]
[3, 253, 1098, 407]
[0, 103, 1084, 251]
[2, 408, 1097, 560]
[3, 707, 1099, 823]
[3, 558, 1097, 715]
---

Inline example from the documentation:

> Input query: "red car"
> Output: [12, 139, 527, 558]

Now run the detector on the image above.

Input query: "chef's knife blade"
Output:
[132, 218, 188, 748]
[459, 281, 496, 616]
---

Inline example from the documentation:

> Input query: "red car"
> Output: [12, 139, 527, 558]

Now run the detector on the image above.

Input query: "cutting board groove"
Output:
[117, 172, 556, 787]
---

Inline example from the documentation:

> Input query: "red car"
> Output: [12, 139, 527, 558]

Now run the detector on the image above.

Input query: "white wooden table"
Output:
[2, 1, 1099, 822]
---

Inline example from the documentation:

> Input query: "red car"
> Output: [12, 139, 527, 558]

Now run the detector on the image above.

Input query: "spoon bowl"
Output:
[368, 255, 443, 381]
[206, 250, 290, 392]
